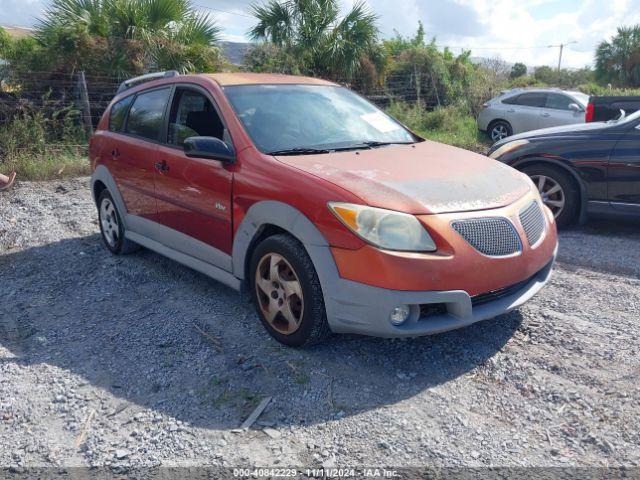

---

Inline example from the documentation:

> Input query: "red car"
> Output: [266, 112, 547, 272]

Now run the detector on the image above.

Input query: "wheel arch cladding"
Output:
[513, 156, 587, 222]
[232, 201, 330, 281]
[91, 165, 129, 228]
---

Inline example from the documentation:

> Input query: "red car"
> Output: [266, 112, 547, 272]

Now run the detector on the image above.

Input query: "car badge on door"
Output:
[215, 202, 227, 211]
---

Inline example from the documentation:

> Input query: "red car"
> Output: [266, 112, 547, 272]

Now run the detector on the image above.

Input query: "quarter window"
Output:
[167, 88, 226, 146]
[109, 96, 133, 132]
[125, 88, 171, 141]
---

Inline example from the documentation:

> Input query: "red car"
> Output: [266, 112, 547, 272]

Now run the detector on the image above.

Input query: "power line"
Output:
[194, 4, 254, 19]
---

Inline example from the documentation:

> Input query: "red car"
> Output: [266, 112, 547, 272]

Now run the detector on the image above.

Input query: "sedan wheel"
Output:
[531, 174, 565, 218]
[255, 252, 304, 335]
[490, 122, 511, 142]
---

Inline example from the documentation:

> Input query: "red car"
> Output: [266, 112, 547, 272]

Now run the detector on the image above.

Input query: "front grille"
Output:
[519, 201, 546, 246]
[451, 218, 521, 256]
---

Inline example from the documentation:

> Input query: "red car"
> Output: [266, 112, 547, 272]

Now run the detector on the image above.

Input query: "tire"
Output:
[489, 120, 513, 142]
[97, 190, 139, 255]
[521, 164, 579, 228]
[249, 234, 331, 347]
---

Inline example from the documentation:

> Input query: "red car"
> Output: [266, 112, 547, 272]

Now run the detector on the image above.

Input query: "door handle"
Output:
[541, 113, 551, 117]
[111, 148, 121, 158]
[507, 109, 516, 113]
[154, 160, 169, 173]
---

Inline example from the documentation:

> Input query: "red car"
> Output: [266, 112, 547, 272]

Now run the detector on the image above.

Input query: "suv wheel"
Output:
[522, 164, 579, 227]
[97, 190, 139, 254]
[250, 234, 331, 347]
[489, 120, 512, 142]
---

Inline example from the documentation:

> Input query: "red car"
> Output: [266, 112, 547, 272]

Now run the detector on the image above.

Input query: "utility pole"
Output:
[549, 41, 577, 71]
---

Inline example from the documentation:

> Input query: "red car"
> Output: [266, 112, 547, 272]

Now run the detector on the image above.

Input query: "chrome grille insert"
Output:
[451, 218, 521, 257]
[519, 201, 546, 246]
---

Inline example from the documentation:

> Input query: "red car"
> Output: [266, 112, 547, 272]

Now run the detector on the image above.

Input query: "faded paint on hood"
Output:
[275, 140, 531, 214]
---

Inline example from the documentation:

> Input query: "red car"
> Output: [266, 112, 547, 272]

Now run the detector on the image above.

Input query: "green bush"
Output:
[386, 102, 491, 153]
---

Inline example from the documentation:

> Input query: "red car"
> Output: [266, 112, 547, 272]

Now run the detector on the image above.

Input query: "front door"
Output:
[538, 93, 584, 129]
[608, 121, 640, 212]
[154, 86, 234, 261]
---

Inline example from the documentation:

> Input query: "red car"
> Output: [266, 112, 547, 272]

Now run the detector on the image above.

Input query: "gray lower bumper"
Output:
[318, 249, 556, 338]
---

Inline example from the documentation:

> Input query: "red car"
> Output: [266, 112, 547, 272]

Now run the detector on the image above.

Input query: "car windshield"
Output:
[223, 84, 416, 154]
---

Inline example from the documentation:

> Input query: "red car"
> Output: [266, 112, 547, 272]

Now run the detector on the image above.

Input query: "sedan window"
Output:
[545, 94, 576, 110]
[517, 93, 547, 108]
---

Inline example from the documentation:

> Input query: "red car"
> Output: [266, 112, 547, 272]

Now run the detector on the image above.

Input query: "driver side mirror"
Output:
[568, 103, 582, 112]
[183, 136, 235, 163]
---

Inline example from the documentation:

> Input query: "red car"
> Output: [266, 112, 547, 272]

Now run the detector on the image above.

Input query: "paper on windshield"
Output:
[360, 112, 400, 133]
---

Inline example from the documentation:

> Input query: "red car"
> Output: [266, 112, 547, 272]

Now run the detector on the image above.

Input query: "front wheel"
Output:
[249, 234, 331, 347]
[521, 164, 579, 227]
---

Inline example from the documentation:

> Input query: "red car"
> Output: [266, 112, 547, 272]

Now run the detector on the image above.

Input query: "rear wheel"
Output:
[97, 190, 139, 254]
[489, 120, 512, 142]
[521, 164, 579, 227]
[250, 234, 331, 347]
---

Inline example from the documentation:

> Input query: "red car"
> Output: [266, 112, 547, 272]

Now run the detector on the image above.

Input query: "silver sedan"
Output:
[478, 88, 589, 142]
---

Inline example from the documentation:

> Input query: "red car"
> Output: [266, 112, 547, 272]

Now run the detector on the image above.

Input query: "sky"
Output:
[2, 0, 640, 69]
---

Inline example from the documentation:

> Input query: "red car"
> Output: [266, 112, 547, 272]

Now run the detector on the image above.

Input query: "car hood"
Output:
[493, 121, 608, 147]
[274, 140, 531, 214]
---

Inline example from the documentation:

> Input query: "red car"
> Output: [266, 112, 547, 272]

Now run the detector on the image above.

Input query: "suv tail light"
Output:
[585, 102, 594, 122]
[481, 102, 490, 109]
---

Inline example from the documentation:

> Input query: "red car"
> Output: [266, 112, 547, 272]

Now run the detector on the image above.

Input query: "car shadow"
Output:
[0, 235, 521, 430]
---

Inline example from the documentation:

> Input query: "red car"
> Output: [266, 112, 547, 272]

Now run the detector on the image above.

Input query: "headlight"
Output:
[489, 139, 529, 159]
[328, 202, 436, 252]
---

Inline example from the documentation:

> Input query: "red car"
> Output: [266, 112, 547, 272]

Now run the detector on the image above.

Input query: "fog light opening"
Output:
[390, 305, 411, 326]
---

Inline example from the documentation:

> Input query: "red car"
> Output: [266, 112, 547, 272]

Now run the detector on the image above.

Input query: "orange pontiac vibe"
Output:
[90, 71, 558, 347]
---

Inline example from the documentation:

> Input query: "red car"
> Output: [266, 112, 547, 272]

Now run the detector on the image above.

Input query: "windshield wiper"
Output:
[332, 140, 415, 151]
[267, 147, 331, 155]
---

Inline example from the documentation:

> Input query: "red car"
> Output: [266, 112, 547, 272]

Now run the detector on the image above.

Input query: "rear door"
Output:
[106, 87, 172, 221]
[608, 121, 640, 213]
[538, 93, 584, 129]
[504, 92, 547, 133]
[153, 85, 234, 261]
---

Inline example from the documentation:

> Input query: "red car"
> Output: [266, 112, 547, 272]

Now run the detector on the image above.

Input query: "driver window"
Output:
[168, 89, 226, 147]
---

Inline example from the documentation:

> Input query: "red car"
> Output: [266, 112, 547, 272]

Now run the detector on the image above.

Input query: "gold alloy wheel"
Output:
[255, 253, 304, 335]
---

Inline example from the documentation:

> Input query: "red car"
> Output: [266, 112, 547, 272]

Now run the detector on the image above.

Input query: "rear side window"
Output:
[502, 95, 519, 105]
[516, 93, 547, 107]
[125, 88, 171, 141]
[109, 96, 133, 132]
[545, 94, 575, 110]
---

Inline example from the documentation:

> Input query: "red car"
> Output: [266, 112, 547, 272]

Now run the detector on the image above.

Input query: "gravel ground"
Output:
[1, 178, 639, 471]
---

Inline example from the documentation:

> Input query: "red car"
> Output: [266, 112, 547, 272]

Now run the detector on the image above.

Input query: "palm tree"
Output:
[34, 0, 222, 77]
[248, 0, 379, 80]
[596, 25, 640, 87]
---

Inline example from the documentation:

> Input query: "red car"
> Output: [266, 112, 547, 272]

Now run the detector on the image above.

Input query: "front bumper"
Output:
[322, 247, 556, 338]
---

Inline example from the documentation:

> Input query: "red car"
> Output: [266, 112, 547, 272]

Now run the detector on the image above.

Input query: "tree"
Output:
[596, 25, 640, 87]
[248, 0, 379, 80]
[510, 62, 527, 79]
[6, 0, 223, 79]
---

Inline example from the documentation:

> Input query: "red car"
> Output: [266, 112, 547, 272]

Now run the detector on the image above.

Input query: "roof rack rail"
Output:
[116, 71, 179, 94]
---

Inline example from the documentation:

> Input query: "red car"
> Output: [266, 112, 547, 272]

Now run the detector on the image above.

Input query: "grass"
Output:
[386, 102, 492, 153]
[2, 150, 91, 180]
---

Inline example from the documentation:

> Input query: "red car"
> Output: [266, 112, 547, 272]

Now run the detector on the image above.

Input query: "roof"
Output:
[203, 72, 337, 87]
